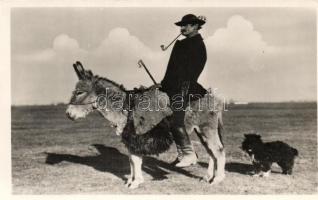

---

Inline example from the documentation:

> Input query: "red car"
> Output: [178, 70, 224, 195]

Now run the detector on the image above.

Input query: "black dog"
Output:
[242, 134, 298, 177]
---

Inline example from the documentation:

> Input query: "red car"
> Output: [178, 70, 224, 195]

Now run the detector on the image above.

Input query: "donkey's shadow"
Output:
[45, 144, 200, 181]
[197, 161, 254, 175]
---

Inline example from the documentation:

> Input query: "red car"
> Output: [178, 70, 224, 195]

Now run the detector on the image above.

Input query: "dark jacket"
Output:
[161, 34, 207, 100]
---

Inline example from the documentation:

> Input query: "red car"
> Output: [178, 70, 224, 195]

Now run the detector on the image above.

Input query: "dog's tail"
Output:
[292, 148, 299, 156]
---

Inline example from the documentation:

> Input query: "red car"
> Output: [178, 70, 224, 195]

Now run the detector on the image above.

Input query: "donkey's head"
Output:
[66, 61, 98, 120]
[66, 61, 128, 135]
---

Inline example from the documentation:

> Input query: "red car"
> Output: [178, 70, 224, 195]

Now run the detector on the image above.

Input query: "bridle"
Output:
[68, 89, 128, 110]
[68, 85, 105, 107]
[68, 75, 131, 114]
[68, 92, 98, 107]
[68, 100, 97, 106]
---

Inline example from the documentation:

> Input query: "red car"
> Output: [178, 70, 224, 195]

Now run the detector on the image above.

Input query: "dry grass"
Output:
[11, 103, 317, 194]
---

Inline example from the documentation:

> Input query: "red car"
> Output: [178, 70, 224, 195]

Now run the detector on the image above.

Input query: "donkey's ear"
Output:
[73, 63, 82, 80]
[73, 61, 86, 80]
[84, 70, 93, 80]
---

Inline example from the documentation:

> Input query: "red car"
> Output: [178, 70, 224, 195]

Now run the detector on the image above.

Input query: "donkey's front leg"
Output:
[126, 153, 144, 189]
[125, 154, 134, 187]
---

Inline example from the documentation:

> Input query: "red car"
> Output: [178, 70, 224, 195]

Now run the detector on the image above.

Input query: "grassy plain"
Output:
[11, 103, 317, 194]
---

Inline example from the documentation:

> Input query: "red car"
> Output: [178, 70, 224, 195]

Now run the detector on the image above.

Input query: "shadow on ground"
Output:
[45, 144, 201, 181]
[197, 161, 254, 175]
[198, 161, 283, 175]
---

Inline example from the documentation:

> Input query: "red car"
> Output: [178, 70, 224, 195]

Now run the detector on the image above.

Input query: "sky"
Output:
[11, 7, 316, 105]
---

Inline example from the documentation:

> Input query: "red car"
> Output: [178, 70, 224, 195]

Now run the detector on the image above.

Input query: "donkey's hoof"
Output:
[200, 175, 213, 183]
[128, 182, 139, 189]
[125, 178, 133, 187]
[128, 181, 143, 189]
[252, 173, 262, 177]
[127, 179, 144, 189]
[210, 174, 225, 185]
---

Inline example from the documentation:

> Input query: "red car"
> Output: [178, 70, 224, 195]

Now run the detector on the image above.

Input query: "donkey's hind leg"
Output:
[206, 128, 225, 184]
[196, 126, 225, 185]
[195, 128, 216, 183]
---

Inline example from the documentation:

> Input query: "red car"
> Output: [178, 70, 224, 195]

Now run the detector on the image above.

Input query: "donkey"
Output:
[66, 61, 226, 189]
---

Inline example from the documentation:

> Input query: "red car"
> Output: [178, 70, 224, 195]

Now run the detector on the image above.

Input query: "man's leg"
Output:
[171, 110, 197, 167]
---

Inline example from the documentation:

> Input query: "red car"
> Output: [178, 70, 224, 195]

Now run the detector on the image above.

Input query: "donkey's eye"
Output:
[76, 91, 85, 96]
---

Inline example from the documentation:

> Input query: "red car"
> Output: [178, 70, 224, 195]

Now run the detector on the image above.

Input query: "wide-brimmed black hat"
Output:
[175, 14, 206, 26]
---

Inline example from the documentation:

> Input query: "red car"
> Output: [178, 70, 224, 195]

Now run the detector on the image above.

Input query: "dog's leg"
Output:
[285, 162, 294, 175]
[252, 162, 262, 176]
[285, 169, 293, 175]
[253, 162, 272, 177]
[125, 153, 134, 187]
[259, 162, 272, 177]
[262, 170, 271, 177]
[128, 154, 144, 189]
[280, 159, 294, 175]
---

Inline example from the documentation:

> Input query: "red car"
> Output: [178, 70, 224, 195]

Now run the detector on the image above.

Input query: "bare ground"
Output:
[11, 103, 317, 194]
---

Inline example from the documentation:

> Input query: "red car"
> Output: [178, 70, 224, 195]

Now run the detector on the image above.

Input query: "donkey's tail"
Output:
[217, 112, 224, 146]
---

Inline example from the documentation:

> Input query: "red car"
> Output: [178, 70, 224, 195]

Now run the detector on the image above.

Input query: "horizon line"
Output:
[11, 100, 317, 107]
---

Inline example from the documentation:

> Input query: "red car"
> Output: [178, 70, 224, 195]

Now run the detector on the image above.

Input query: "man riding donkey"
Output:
[160, 14, 208, 167]
[66, 14, 225, 188]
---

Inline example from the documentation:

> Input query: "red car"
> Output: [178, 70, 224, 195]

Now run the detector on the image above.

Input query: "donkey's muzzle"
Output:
[65, 105, 86, 121]
[66, 110, 75, 121]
